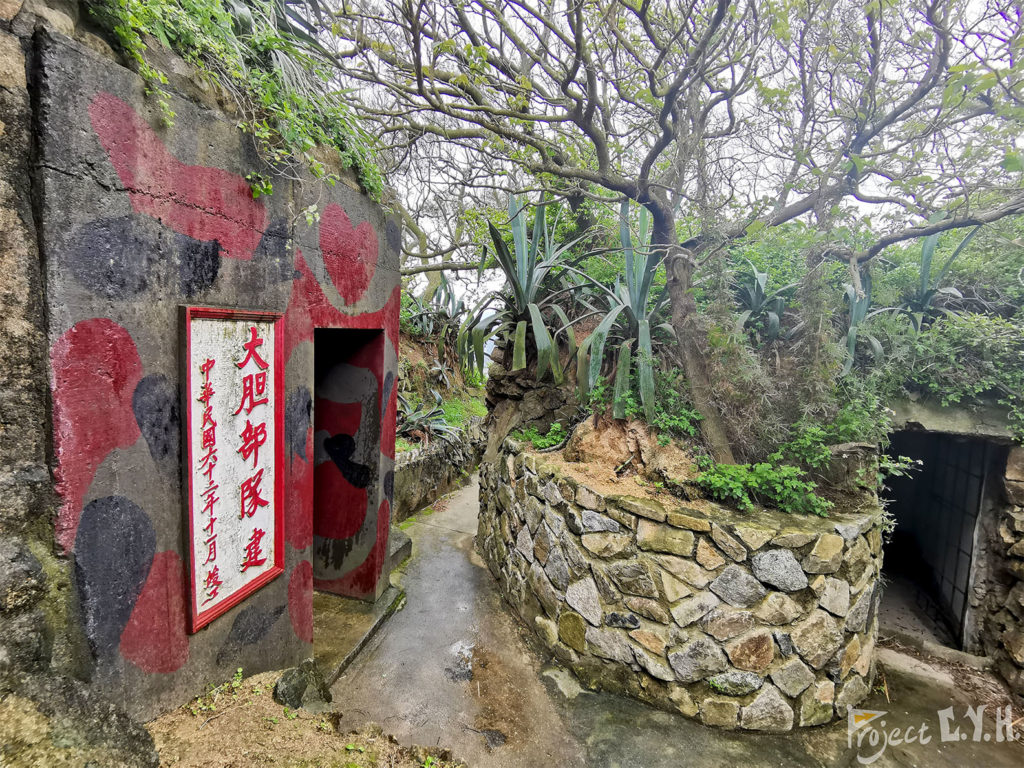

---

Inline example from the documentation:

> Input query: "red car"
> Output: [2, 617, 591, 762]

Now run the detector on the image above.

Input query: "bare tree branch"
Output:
[401, 260, 484, 276]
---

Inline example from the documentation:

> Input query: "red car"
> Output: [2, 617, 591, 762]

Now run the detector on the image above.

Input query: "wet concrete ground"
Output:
[878, 572, 956, 647]
[330, 476, 1024, 768]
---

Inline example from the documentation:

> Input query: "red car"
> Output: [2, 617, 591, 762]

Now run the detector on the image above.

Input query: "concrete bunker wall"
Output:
[478, 439, 884, 731]
[0, 12, 399, 721]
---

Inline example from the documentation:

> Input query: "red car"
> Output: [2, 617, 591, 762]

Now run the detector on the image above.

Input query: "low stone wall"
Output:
[393, 420, 484, 522]
[478, 439, 884, 731]
[987, 447, 1024, 700]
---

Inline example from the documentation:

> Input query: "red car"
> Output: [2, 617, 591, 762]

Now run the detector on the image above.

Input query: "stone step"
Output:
[313, 586, 405, 686]
[386, 527, 412, 574]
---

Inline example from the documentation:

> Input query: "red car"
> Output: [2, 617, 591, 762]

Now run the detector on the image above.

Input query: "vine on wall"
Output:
[89, 0, 384, 201]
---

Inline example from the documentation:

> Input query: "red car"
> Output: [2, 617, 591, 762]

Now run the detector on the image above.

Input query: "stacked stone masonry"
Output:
[478, 439, 884, 731]
[990, 446, 1024, 699]
[393, 420, 483, 523]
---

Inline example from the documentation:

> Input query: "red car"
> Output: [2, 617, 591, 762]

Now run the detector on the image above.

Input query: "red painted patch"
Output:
[285, 428, 314, 550]
[51, 318, 143, 553]
[288, 560, 313, 644]
[382, 384, 398, 461]
[313, 399, 367, 540]
[283, 252, 401, 366]
[281, 251, 400, 598]
[346, 332, 384, 399]
[89, 92, 267, 260]
[313, 499, 390, 600]
[320, 203, 378, 305]
[119, 551, 189, 673]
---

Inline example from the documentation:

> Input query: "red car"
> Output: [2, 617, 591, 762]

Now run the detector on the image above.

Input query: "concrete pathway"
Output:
[331, 476, 1024, 768]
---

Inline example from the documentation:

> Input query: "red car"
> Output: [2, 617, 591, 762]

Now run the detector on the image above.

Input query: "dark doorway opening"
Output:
[310, 328, 404, 686]
[882, 431, 1008, 651]
[311, 328, 384, 599]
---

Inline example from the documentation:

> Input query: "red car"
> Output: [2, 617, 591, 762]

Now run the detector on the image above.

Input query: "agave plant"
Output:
[397, 392, 459, 446]
[405, 273, 466, 331]
[842, 268, 883, 375]
[459, 196, 600, 383]
[733, 259, 796, 343]
[898, 224, 982, 332]
[568, 200, 670, 422]
[401, 293, 437, 336]
[843, 224, 984, 375]
[403, 273, 468, 374]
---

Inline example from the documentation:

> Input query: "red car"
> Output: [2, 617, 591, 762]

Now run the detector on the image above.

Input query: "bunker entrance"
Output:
[312, 328, 385, 599]
[881, 430, 1008, 652]
[309, 328, 396, 685]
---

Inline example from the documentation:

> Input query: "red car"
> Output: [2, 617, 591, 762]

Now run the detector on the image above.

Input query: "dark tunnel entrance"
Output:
[881, 431, 1009, 652]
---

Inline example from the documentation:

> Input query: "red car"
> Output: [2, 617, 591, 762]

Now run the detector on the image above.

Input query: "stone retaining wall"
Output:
[478, 439, 884, 731]
[393, 420, 484, 522]
[988, 447, 1024, 700]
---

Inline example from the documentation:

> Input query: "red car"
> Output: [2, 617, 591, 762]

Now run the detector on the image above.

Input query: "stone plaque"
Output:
[184, 307, 284, 632]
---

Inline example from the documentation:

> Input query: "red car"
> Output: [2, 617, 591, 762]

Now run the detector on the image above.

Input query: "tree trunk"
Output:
[651, 214, 736, 464]
[417, 270, 443, 302]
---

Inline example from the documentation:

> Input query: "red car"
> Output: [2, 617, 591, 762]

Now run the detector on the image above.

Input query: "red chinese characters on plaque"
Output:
[184, 308, 284, 632]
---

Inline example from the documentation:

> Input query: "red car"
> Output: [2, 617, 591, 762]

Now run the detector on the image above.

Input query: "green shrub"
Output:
[463, 366, 486, 389]
[860, 311, 1024, 441]
[770, 422, 832, 469]
[908, 314, 1024, 435]
[586, 376, 613, 414]
[441, 396, 487, 427]
[590, 368, 702, 441]
[646, 369, 702, 439]
[696, 459, 832, 517]
[513, 422, 567, 450]
[90, 0, 383, 198]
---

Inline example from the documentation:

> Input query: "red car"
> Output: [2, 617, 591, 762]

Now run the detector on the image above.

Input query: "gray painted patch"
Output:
[132, 374, 180, 474]
[74, 496, 156, 662]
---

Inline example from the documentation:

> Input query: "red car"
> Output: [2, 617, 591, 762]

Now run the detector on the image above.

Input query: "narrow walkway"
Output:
[330, 476, 1023, 768]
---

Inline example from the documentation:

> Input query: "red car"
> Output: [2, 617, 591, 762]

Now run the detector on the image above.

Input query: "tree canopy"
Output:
[304, 0, 1024, 459]
[106, 0, 1020, 461]
[324, 0, 1022, 245]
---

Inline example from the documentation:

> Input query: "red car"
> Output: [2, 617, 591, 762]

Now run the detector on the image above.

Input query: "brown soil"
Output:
[543, 450, 726, 518]
[527, 417, 875, 529]
[535, 417, 715, 512]
[147, 671, 463, 768]
[544, 450, 670, 500]
[399, 333, 467, 397]
[399, 334, 430, 368]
